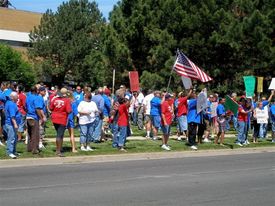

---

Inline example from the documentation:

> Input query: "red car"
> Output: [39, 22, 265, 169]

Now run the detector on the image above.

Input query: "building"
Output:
[0, 7, 42, 55]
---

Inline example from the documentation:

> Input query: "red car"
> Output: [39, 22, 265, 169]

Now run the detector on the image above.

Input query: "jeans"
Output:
[118, 126, 127, 147]
[259, 123, 267, 138]
[111, 123, 119, 148]
[4, 124, 17, 155]
[237, 121, 247, 144]
[178, 115, 188, 132]
[79, 122, 94, 144]
[92, 116, 103, 142]
[232, 115, 238, 130]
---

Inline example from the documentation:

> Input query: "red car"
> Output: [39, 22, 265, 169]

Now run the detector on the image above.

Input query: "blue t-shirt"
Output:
[102, 94, 111, 117]
[150, 97, 161, 116]
[5, 100, 21, 126]
[187, 99, 201, 124]
[73, 91, 84, 106]
[37, 95, 47, 114]
[68, 101, 78, 122]
[26, 93, 41, 120]
[216, 104, 226, 117]
[92, 94, 104, 113]
[270, 104, 275, 122]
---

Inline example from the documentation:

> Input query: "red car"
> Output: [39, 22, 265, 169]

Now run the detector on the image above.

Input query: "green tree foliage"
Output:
[0, 44, 36, 87]
[29, 0, 104, 85]
[110, 0, 275, 94]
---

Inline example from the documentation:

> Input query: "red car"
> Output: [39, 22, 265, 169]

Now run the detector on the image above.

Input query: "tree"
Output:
[0, 44, 36, 87]
[29, 0, 104, 85]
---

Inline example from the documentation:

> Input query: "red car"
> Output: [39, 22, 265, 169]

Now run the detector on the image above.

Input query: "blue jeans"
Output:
[4, 124, 17, 155]
[259, 123, 267, 138]
[118, 126, 127, 147]
[79, 122, 94, 144]
[92, 116, 103, 142]
[111, 123, 119, 148]
[237, 121, 247, 144]
[232, 115, 238, 130]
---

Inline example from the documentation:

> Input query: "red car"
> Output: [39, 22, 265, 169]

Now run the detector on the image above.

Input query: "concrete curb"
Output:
[0, 147, 274, 169]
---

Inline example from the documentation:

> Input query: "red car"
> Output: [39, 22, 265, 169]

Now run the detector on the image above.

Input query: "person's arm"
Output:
[186, 88, 193, 99]
[267, 90, 275, 103]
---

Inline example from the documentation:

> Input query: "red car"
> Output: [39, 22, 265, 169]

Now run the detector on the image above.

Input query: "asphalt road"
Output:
[0, 152, 274, 206]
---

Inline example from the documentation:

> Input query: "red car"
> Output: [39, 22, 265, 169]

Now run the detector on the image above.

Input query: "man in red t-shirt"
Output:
[17, 85, 27, 141]
[161, 94, 173, 151]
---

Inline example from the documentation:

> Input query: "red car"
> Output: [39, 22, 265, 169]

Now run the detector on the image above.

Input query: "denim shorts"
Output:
[161, 125, 171, 135]
[272, 122, 275, 132]
[66, 119, 75, 129]
[151, 115, 161, 128]
[178, 115, 188, 131]
[18, 114, 26, 133]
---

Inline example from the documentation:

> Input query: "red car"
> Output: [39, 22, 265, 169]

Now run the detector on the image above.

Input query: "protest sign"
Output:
[224, 95, 239, 115]
[129, 71, 140, 92]
[257, 77, 263, 93]
[243, 76, 256, 98]
[255, 108, 268, 124]
[268, 78, 275, 90]
[197, 90, 208, 113]
[181, 76, 192, 89]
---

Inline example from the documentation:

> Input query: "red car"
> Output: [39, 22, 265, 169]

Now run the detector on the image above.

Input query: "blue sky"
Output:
[11, 0, 119, 19]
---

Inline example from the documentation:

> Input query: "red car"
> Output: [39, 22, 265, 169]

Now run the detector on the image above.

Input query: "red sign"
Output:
[129, 71, 140, 92]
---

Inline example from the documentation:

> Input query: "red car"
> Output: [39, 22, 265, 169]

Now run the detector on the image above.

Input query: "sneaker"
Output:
[39, 143, 46, 149]
[0, 141, 5, 146]
[271, 139, 275, 143]
[119, 147, 127, 152]
[161, 144, 171, 151]
[236, 142, 243, 147]
[9, 154, 17, 159]
[190, 145, 198, 150]
[152, 136, 158, 141]
[80, 146, 88, 151]
[244, 140, 250, 145]
[86, 146, 94, 151]
[203, 138, 211, 143]
[177, 137, 182, 141]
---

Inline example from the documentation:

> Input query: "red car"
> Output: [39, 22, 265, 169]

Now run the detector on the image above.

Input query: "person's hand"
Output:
[14, 124, 18, 130]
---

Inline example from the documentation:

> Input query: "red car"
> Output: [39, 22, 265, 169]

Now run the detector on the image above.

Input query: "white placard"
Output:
[268, 78, 275, 90]
[197, 91, 208, 113]
[255, 109, 268, 124]
[181, 76, 192, 89]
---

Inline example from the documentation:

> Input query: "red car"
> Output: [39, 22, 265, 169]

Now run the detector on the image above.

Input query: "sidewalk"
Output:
[0, 146, 274, 169]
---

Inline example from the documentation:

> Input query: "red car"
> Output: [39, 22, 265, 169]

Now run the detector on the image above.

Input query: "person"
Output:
[177, 88, 192, 141]
[38, 86, 47, 149]
[26, 86, 46, 154]
[129, 92, 138, 125]
[143, 90, 154, 138]
[116, 97, 130, 151]
[150, 91, 162, 140]
[92, 88, 105, 142]
[252, 101, 267, 143]
[16, 85, 27, 142]
[215, 98, 226, 145]
[160, 93, 173, 151]
[67, 91, 78, 152]
[4, 92, 21, 159]
[187, 91, 201, 150]
[50, 88, 72, 157]
[73, 85, 84, 107]
[102, 87, 111, 137]
[136, 90, 144, 130]
[270, 101, 275, 143]
[236, 97, 253, 146]
[77, 92, 98, 151]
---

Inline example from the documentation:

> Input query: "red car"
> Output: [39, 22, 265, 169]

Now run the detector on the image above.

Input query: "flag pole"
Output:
[112, 68, 116, 96]
[166, 49, 178, 92]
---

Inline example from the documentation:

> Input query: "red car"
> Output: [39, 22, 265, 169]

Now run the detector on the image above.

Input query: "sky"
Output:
[10, 0, 119, 19]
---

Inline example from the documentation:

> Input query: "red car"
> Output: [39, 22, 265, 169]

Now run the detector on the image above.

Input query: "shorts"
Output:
[204, 119, 211, 131]
[178, 115, 187, 131]
[18, 114, 26, 133]
[272, 122, 275, 132]
[151, 115, 161, 129]
[144, 115, 151, 124]
[66, 119, 75, 129]
[161, 125, 171, 135]
[53, 123, 66, 139]
[218, 117, 226, 133]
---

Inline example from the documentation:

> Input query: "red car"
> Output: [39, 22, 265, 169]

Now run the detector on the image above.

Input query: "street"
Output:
[0, 152, 274, 206]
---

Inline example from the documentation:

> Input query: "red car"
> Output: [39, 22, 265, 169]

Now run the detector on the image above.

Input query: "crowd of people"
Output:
[0, 81, 274, 159]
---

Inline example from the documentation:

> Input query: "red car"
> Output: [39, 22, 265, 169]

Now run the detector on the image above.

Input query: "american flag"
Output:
[173, 51, 212, 83]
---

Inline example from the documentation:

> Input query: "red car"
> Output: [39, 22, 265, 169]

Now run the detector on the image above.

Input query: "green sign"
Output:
[224, 95, 239, 115]
[243, 76, 256, 97]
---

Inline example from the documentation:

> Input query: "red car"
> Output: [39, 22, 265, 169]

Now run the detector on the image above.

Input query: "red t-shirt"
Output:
[17, 92, 27, 115]
[50, 97, 72, 125]
[238, 106, 247, 122]
[117, 103, 129, 126]
[177, 96, 188, 117]
[161, 101, 173, 125]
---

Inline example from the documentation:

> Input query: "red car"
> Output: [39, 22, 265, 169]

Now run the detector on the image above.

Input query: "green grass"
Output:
[0, 136, 274, 159]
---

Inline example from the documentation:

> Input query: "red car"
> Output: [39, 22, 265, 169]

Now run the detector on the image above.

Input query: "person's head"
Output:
[84, 92, 92, 101]
[165, 93, 171, 100]
[30, 85, 37, 94]
[98, 87, 103, 95]
[10, 91, 18, 102]
[231, 93, 237, 101]
[219, 98, 226, 104]
[18, 85, 24, 93]
[76, 86, 82, 94]
[239, 97, 246, 106]
[261, 96, 266, 101]
[118, 97, 126, 104]
[38, 86, 46, 96]
[190, 91, 197, 99]
[154, 90, 161, 98]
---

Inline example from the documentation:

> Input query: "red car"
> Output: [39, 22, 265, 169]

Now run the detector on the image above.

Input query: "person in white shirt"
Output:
[136, 90, 145, 130]
[143, 90, 154, 138]
[77, 92, 98, 151]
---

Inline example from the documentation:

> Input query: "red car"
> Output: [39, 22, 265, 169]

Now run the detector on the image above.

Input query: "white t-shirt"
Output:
[77, 101, 98, 125]
[143, 93, 154, 115]
[137, 92, 144, 104]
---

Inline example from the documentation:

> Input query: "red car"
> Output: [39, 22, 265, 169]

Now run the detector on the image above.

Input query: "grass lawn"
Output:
[0, 135, 274, 159]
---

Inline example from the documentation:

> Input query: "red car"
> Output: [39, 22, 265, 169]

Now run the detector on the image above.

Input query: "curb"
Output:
[0, 147, 274, 169]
